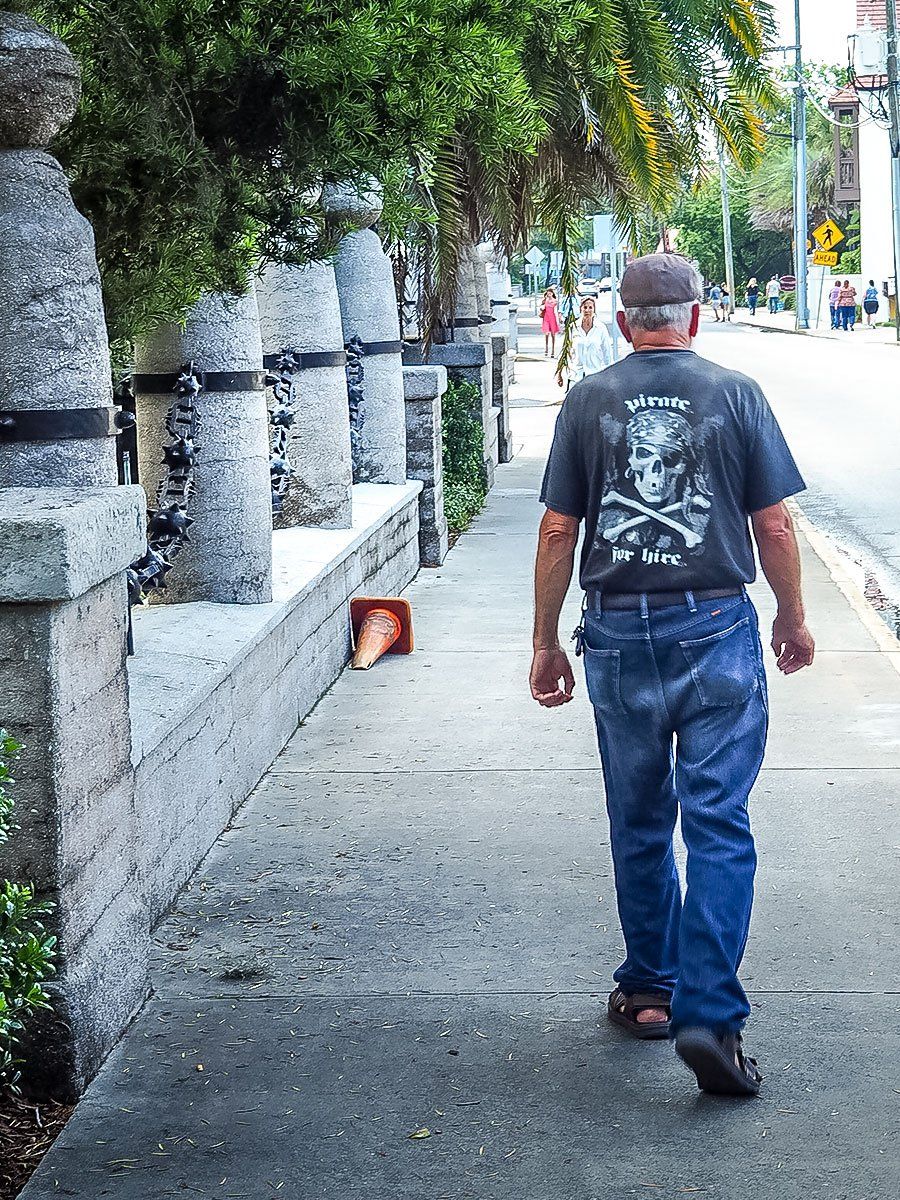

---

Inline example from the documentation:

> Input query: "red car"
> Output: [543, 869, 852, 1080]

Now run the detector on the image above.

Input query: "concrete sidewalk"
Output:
[22, 374, 900, 1197]
[730, 306, 899, 346]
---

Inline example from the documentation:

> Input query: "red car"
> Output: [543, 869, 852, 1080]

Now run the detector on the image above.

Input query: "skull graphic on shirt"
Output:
[626, 411, 691, 506]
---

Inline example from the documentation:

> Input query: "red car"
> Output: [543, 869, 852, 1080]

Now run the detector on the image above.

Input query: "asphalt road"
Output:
[697, 319, 900, 600]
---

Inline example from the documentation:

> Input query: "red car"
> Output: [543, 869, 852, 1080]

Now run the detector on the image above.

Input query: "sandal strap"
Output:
[611, 988, 671, 1017]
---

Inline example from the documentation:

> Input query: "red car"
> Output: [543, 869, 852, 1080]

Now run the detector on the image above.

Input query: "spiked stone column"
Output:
[256, 261, 353, 528]
[324, 182, 407, 485]
[133, 287, 273, 604]
[0, 14, 118, 487]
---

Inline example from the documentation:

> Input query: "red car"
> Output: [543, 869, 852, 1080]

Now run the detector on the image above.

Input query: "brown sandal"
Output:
[607, 987, 672, 1040]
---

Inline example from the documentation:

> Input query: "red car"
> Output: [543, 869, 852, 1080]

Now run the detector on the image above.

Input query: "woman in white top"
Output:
[558, 296, 614, 388]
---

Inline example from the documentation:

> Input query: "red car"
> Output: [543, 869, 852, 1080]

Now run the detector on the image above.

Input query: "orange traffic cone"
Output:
[350, 597, 414, 670]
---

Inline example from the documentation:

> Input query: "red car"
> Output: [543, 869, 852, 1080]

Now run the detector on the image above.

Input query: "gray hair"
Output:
[624, 300, 696, 333]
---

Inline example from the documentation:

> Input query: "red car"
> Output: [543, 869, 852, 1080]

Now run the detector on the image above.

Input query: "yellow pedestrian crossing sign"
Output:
[813, 249, 839, 268]
[812, 219, 845, 250]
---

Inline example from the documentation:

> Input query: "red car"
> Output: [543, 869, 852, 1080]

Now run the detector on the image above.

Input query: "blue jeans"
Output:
[830, 304, 838, 329]
[582, 592, 768, 1033]
[841, 305, 855, 330]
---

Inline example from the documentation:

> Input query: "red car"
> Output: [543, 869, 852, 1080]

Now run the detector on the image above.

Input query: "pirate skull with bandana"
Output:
[597, 410, 712, 554]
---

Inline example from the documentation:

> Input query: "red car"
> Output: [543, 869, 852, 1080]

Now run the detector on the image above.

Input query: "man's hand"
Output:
[530, 645, 575, 706]
[771, 613, 815, 675]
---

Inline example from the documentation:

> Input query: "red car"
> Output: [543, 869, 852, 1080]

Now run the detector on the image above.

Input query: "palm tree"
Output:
[388, 0, 777, 360]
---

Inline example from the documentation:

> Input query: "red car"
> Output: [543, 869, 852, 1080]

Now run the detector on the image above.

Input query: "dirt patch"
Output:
[0, 1091, 73, 1199]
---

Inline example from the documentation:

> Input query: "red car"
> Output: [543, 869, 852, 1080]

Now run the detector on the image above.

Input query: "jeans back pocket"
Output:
[583, 646, 625, 714]
[679, 617, 759, 708]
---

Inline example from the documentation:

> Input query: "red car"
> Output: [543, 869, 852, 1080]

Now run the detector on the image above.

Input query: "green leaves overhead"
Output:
[21, 0, 776, 339]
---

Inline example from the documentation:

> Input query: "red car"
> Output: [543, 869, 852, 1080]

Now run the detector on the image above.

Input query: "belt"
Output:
[586, 587, 742, 612]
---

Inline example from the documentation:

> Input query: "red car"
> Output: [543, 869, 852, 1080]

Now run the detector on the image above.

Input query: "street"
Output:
[697, 320, 900, 602]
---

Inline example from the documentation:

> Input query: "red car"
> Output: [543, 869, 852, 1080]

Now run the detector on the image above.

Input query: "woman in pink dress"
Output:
[540, 287, 561, 357]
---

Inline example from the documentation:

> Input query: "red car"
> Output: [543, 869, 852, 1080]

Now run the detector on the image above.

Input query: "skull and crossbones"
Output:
[601, 411, 709, 548]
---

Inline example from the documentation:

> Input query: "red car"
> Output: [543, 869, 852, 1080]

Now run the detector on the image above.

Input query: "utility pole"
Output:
[793, 0, 810, 329]
[718, 144, 736, 317]
[885, 0, 900, 341]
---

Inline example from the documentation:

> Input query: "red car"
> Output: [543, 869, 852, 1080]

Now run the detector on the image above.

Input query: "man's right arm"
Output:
[750, 502, 815, 675]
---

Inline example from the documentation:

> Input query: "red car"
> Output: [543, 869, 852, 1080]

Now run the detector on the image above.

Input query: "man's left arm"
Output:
[530, 509, 580, 707]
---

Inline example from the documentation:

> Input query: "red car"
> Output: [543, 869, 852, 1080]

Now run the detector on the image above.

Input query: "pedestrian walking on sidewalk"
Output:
[765, 275, 781, 314]
[708, 281, 723, 321]
[720, 283, 732, 321]
[746, 277, 759, 316]
[530, 253, 814, 1098]
[829, 281, 841, 329]
[541, 287, 561, 357]
[838, 279, 857, 331]
[558, 296, 613, 389]
[863, 280, 880, 327]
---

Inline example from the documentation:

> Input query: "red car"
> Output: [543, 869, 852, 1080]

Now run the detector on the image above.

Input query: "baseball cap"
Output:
[620, 254, 701, 307]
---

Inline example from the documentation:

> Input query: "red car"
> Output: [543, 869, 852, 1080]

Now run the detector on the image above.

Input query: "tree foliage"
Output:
[673, 170, 791, 286]
[20, 0, 778, 342]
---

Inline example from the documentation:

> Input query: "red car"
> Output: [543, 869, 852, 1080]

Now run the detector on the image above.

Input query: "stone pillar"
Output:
[133, 287, 273, 604]
[404, 341, 495, 491]
[441, 245, 481, 344]
[470, 245, 493, 344]
[492, 334, 513, 464]
[323, 182, 407, 485]
[403, 366, 449, 566]
[0, 15, 117, 488]
[256, 261, 353, 528]
[0, 487, 148, 1100]
[484, 249, 512, 338]
[507, 300, 519, 382]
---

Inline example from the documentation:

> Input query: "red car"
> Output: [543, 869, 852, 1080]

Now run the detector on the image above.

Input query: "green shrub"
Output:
[0, 734, 56, 1091]
[441, 380, 487, 535]
[782, 290, 795, 311]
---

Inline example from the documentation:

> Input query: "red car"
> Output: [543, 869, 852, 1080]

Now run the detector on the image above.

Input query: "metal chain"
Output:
[266, 350, 301, 513]
[127, 363, 203, 605]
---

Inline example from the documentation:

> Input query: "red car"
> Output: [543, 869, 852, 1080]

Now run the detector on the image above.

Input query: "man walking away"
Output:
[720, 282, 732, 321]
[863, 280, 880, 327]
[765, 275, 781, 314]
[746, 277, 759, 316]
[530, 254, 814, 1097]
[839, 279, 857, 331]
[828, 280, 841, 329]
[708, 281, 723, 321]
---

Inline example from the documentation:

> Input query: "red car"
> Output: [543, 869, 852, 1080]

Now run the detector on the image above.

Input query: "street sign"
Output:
[781, 275, 797, 292]
[524, 245, 545, 267]
[813, 249, 839, 268]
[812, 218, 845, 250]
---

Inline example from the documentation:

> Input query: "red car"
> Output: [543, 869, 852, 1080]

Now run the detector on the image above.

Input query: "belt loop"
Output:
[640, 593, 649, 620]
[685, 589, 698, 613]
[741, 584, 749, 602]
[594, 591, 601, 616]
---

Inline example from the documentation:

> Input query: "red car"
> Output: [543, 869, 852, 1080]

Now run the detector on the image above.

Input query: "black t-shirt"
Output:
[540, 349, 805, 593]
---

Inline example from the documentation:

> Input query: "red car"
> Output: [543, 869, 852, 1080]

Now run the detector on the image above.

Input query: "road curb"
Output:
[733, 318, 899, 346]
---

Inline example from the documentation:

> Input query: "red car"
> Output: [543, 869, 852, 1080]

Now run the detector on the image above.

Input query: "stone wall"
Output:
[129, 484, 421, 924]
[0, 488, 148, 1099]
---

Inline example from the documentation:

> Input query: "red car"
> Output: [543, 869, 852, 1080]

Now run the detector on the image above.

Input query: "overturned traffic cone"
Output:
[350, 597, 414, 669]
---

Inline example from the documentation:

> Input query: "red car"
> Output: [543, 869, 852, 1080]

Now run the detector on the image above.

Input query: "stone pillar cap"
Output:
[0, 487, 146, 601]
[322, 179, 382, 229]
[0, 14, 80, 148]
[402, 365, 448, 400]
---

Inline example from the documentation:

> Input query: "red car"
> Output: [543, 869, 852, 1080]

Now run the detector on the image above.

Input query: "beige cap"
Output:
[620, 253, 701, 307]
